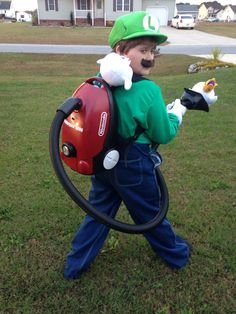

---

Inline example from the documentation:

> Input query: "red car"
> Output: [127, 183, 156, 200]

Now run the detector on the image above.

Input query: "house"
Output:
[37, 0, 176, 27]
[0, 0, 15, 19]
[198, 1, 222, 20]
[16, 11, 32, 22]
[219, 5, 236, 22]
[176, 3, 199, 20]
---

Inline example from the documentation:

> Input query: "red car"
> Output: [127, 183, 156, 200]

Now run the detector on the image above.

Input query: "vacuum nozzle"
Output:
[181, 88, 209, 112]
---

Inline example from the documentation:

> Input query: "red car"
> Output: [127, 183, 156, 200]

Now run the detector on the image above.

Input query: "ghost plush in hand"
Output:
[191, 78, 218, 106]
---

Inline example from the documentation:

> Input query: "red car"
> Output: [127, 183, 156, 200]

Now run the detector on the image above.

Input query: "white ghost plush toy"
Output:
[97, 52, 133, 90]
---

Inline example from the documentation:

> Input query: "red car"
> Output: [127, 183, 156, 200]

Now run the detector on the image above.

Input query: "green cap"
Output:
[108, 11, 168, 48]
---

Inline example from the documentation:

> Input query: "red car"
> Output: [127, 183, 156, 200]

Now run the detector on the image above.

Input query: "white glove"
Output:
[167, 99, 187, 125]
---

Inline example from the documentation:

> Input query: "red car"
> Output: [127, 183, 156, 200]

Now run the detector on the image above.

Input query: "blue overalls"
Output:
[64, 142, 190, 279]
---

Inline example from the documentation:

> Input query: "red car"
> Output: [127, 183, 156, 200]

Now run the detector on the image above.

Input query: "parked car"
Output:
[171, 14, 195, 29]
[206, 17, 219, 22]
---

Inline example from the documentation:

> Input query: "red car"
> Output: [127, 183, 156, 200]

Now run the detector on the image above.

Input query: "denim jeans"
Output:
[64, 143, 190, 279]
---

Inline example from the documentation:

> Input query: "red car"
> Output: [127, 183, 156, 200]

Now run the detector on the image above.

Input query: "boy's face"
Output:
[117, 39, 157, 76]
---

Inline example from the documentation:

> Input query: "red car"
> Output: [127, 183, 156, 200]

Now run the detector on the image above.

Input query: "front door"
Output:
[94, 0, 103, 19]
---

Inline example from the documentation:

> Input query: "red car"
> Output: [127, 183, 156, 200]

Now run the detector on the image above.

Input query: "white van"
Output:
[171, 14, 195, 29]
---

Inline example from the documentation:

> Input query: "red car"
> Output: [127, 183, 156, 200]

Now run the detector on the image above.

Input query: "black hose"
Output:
[49, 106, 169, 234]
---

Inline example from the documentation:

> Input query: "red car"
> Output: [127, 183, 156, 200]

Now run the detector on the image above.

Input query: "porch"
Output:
[74, 0, 106, 26]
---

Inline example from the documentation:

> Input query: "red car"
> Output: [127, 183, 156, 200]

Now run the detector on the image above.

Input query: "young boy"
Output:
[64, 11, 190, 280]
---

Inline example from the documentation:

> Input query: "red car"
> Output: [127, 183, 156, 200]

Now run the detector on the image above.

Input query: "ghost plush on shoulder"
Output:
[97, 52, 133, 90]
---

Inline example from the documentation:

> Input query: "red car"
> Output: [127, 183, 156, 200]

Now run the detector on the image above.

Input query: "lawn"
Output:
[0, 53, 236, 313]
[196, 21, 236, 39]
[0, 22, 110, 45]
[0, 21, 235, 45]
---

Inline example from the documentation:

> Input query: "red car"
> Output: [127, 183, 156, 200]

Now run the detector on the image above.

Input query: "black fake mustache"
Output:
[141, 59, 155, 68]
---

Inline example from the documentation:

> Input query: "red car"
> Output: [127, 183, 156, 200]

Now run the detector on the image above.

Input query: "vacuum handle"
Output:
[57, 97, 82, 117]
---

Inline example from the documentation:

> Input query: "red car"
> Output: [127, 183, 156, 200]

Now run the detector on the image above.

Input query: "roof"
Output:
[177, 4, 199, 12]
[0, 1, 11, 10]
[202, 1, 222, 10]
[229, 5, 236, 13]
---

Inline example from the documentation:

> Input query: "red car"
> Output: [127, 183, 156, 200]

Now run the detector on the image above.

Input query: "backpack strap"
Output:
[129, 124, 145, 142]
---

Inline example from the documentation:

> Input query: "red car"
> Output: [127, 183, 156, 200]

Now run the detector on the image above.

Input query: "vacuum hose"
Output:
[49, 101, 169, 234]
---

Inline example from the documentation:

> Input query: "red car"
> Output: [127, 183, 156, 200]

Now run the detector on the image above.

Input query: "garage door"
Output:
[146, 7, 168, 26]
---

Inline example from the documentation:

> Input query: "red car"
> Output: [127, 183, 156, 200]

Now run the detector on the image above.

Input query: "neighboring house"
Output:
[16, 11, 32, 22]
[37, 0, 176, 27]
[0, 0, 15, 19]
[198, 1, 222, 20]
[176, 3, 199, 20]
[219, 4, 236, 21]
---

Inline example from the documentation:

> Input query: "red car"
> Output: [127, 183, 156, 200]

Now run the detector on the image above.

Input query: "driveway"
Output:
[160, 26, 236, 45]
[159, 26, 236, 63]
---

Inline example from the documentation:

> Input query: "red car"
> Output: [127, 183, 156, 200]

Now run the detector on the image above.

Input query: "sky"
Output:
[12, 0, 236, 11]
[177, 0, 236, 4]
[12, 0, 38, 11]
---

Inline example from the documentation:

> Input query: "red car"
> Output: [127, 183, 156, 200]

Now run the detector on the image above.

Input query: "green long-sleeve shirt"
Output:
[113, 77, 180, 145]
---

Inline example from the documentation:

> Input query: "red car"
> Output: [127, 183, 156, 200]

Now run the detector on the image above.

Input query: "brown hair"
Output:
[113, 36, 157, 54]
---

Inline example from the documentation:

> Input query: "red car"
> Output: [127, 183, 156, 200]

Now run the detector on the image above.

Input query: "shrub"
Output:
[32, 9, 38, 26]
[212, 47, 223, 61]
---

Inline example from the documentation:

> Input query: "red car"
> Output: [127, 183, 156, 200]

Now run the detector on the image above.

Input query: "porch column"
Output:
[91, 0, 94, 26]
[73, 0, 76, 25]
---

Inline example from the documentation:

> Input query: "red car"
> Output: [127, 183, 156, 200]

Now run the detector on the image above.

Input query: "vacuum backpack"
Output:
[61, 77, 119, 175]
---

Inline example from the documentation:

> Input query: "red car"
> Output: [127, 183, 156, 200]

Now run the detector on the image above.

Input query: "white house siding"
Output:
[38, 0, 73, 25]
[198, 5, 208, 20]
[37, 0, 176, 27]
[221, 5, 236, 22]
[16, 11, 32, 22]
[143, 0, 175, 25]
[1, 1, 16, 19]
[105, 0, 142, 22]
[105, 0, 174, 26]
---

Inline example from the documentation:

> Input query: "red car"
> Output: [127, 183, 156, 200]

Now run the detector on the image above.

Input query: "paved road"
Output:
[0, 42, 236, 55]
[0, 27, 236, 56]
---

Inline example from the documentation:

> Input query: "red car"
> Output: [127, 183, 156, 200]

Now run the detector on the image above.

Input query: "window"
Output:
[45, 0, 58, 11]
[117, 0, 130, 12]
[48, 0, 55, 10]
[97, 0, 102, 9]
[77, 0, 90, 10]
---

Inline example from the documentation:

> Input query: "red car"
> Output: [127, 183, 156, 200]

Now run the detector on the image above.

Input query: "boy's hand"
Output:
[167, 99, 187, 125]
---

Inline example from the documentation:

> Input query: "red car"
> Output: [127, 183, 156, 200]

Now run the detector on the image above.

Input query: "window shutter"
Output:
[45, 0, 48, 11]
[87, 0, 90, 10]
[130, 0, 133, 12]
[55, 0, 58, 11]
[77, 0, 80, 10]
[113, 0, 116, 12]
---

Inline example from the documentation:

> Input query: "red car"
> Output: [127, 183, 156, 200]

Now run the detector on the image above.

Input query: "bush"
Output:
[32, 9, 38, 26]
[87, 12, 92, 25]
[212, 47, 223, 61]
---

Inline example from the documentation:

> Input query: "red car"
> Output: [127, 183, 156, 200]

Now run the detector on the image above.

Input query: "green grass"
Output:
[0, 22, 110, 45]
[0, 21, 235, 45]
[196, 21, 236, 39]
[0, 53, 236, 313]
